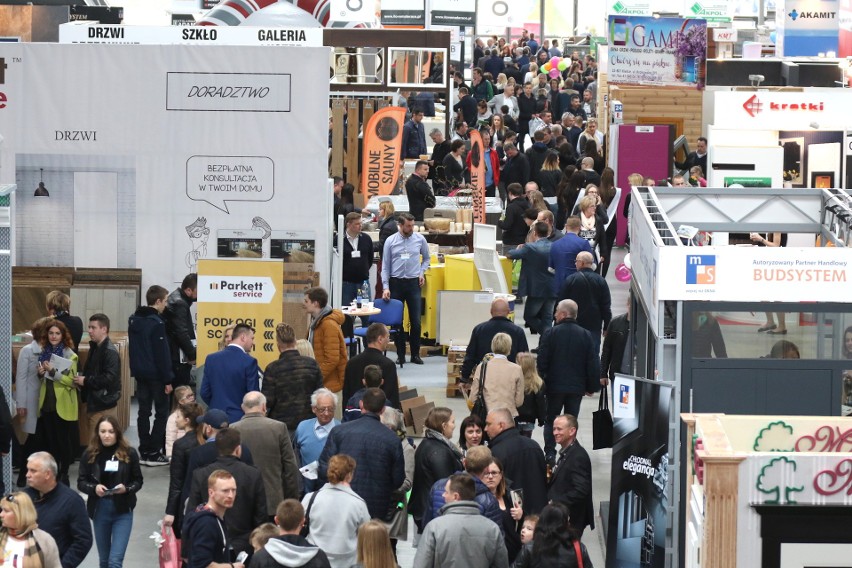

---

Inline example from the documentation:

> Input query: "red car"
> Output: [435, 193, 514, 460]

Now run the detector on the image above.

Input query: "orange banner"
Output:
[361, 106, 407, 199]
[468, 129, 486, 224]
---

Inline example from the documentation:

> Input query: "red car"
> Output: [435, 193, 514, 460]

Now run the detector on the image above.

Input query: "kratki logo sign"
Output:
[742, 95, 825, 117]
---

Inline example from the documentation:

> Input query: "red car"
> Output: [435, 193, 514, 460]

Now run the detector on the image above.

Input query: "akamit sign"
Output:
[787, 8, 837, 19]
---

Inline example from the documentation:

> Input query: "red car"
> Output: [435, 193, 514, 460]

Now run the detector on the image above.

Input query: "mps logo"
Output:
[686, 255, 716, 285]
[619, 384, 630, 405]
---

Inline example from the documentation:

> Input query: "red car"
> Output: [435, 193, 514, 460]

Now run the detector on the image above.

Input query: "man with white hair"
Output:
[234, 391, 300, 515]
[294, 389, 340, 493]
[536, 299, 601, 462]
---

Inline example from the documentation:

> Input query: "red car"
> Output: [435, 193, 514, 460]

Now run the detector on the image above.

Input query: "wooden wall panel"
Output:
[330, 99, 346, 179]
[609, 85, 704, 143]
[346, 100, 361, 192]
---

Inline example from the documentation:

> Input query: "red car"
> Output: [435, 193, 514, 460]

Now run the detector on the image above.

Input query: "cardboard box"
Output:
[283, 301, 311, 340]
[410, 402, 435, 435]
[401, 395, 426, 427]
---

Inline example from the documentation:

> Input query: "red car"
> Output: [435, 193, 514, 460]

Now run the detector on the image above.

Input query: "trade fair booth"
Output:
[707, 89, 852, 192]
[625, 185, 852, 567]
[682, 413, 852, 568]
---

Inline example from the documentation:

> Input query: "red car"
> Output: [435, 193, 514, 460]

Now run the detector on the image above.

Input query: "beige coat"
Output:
[232, 412, 301, 513]
[471, 356, 525, 417]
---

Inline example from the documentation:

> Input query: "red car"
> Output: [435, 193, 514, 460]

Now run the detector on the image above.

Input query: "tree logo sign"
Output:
[756, 456, 804, 504]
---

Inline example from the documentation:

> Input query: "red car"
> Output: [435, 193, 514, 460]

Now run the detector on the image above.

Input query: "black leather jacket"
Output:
[164, 288, 196, 365]
[77, 447, 143, 518]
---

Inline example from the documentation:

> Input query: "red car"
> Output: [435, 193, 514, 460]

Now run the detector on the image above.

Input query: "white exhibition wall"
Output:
[0, 43, 332, 290]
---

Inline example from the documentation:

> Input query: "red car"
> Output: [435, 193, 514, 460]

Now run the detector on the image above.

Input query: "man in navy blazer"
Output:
[507, 221, 556, 335]
[201, 323, 261, 423]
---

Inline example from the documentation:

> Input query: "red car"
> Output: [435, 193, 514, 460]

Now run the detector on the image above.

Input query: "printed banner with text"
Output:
[431, 0, 476, 26]
[607, 16, 707, 88]
[381, 0, 425, 26]
[656, 246, 852, 303]
[0, 42, 331, 298]
[468, 129, 486, 224]
[361, 106, 406, 199]
[196, 258, 284, 370]
[607, 375, 673, 568]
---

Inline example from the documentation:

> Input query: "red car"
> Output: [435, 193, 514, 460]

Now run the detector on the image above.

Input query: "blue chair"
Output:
[341, 315, 361, 356]
[353, 298, 405, 360]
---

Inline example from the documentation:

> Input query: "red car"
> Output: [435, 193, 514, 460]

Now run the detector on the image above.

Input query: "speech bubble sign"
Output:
[186, 155, 274, 213]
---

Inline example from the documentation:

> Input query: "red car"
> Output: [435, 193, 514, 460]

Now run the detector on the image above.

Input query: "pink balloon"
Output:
[550, 56, 560, 67]
[615, 263, 632, 282]
[549, 68, 560, 79]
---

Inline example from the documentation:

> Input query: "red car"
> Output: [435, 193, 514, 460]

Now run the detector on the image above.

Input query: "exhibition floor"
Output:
[67, 249, 629, 568]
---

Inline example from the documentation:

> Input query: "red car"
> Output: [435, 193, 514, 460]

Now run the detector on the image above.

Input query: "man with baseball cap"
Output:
[180, 409, 255, 509]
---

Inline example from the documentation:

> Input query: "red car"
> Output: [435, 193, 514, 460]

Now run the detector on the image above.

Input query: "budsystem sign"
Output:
[656, 246, 852, 302]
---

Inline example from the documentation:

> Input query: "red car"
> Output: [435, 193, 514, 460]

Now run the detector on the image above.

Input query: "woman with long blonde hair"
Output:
[494, 72, 509, 94]
[0, 491, 60, 567]
[527, 189, 548, 213]
[353, 520, 397, 568]
[514, 352, 546, 438]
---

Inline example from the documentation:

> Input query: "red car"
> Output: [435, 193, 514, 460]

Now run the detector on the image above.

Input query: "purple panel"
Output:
[614, 126, 672, 246]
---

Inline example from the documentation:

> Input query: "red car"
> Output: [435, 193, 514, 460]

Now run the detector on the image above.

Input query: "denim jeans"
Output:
[136, 379, 170, 455]
[543, 392, 584, 458]
[93, 498, 133, 568]
[524, 297, 555, 335]
[389, 277, 422, 358]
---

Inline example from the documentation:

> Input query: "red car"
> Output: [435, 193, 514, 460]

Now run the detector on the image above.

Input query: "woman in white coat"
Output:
[301, 454, 370, 568]
[14, 317, 54, 487]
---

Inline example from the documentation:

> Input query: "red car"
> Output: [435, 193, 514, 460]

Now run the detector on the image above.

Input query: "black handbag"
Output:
[300, 488, 321, 537]
[592, 386, 613, 450]
[470, 361, 489, 423]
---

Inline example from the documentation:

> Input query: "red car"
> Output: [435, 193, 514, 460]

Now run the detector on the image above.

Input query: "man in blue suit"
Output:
[549, 217, 594, 296]
[201, 323, 260, 423]
[507, 221, 556, 335]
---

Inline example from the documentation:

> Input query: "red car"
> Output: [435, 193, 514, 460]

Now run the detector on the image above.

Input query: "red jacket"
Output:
[466, 146, 500, 187]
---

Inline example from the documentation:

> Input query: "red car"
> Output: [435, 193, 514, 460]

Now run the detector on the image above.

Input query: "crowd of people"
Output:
[3, 29, 635, 568]
[8, 270, 612, 568]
